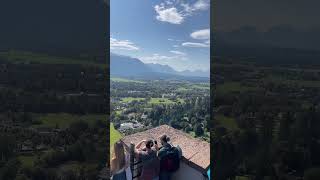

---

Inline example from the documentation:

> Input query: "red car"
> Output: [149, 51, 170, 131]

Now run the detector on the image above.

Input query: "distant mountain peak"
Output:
[111, 53, 209, 78]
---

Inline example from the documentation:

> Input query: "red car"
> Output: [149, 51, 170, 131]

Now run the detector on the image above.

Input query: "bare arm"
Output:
[134, 140, 146, 159]
[110, 159, 116, 175]
[154, 143, 159, 151]
[135, 140, 146, 150]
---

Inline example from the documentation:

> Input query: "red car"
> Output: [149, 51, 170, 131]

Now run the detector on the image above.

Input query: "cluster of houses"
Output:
[19, 140, 50, 155]
[118, 121, 144, 133]
[161, 93, 176, 98]
[117, 112, 147, 133]
[19, 127, 65, 155]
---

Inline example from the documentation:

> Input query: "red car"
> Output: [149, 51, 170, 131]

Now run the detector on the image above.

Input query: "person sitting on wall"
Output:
[134, 139, 160, 180]
[157, 135, 182, 180]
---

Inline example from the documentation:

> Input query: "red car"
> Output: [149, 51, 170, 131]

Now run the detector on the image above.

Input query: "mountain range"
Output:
[110, 53, 209, 78]
[0, 0, 106, 56]
[214, 25, 320, 65]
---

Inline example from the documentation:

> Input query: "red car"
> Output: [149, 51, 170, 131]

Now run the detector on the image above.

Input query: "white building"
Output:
[119, 122, 134, 131]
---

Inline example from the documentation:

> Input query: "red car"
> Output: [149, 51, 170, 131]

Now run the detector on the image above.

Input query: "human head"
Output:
[145, 139, 154, 149]
[160, 134, 170, 145]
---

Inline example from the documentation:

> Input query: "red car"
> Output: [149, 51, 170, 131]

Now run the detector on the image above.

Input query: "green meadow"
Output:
[215, 115, 238, 130]
[148, 98, 184, 105]
[111, 77, 145, 83]
[121, 97, 146, 103]
[216, 82, 256, 94]
[110, 123, 123, 155]
[32, 113, 106, 129]
[18, 155, 36, 168]
[0, 50, 103, 67]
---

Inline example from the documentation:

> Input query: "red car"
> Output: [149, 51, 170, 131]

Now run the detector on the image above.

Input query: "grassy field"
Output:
[115, 110, 122, 116]
[18, 155, 36, 167]
[175, 87, 189, 91]
[120, 97, 185, 105]
[216, 82, 255, 94]
[191, 84, 210, 90]
[266, 75, 320, 88]
[121, 97, 146, 103]
[32, 113, 106, 129]
[148, 98, 184, 105]
[215, 115, 238, 130]
[175, 84, 209, 91]
[0, 51, 103, 67]
[111, 77, 145, 83]
[58, 161, 98, 172]
[110, 123, 123, 154]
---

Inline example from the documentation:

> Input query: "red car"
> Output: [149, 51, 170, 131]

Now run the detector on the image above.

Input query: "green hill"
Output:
[110, 123, 122, 155]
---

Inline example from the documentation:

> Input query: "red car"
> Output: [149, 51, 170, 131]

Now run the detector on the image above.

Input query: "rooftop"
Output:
[121, 125, 210, 172]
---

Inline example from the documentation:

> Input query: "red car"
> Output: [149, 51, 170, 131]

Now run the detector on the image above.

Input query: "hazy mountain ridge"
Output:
[216, 25, 320, 51]
[146, 63, 177, 74]
[215, 25, 320, 65]
[0, 0, 106, 55]
[111, 53, 209, 78]
[110, 53, 153, 76]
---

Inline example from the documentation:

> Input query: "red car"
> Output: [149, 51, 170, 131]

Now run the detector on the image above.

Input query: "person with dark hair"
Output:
[134, 139, 160, 180]
[157, 135, 181, 180]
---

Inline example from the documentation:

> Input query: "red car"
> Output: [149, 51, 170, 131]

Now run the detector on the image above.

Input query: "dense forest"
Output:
[0, 51, 108, 180]
[212, 58, 320, 180]
[110, 78, 210, 141]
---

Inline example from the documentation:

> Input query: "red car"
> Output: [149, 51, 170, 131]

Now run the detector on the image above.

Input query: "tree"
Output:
[304, 168, 320, 180]
[0, 159, 21, 180]
[191, 117, 197, 125]
[159, 119, 166, 125]
[185, 126, 192, 133]
[15, 174, 29, 180]
[204, 115, 210, 130]
[69, 121, 89, 136]
[194, 123, 204, 137]
[170, 119, 182, 129]
[279, 112, 291, 141]
[0, 135, 16, 161]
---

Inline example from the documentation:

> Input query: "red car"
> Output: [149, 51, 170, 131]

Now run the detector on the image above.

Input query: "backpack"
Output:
[160, 146, 180, 173]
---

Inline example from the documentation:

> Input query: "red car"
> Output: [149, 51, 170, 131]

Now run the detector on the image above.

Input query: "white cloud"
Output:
[170, 50, 186, 56]
[173, 45, 179, 48]
[181, 0, 210, 14]
[168, 38, 182, 42]
[182, 42, 209, 48]
[140, 53, 187, 64]
[165, 0, 173, 5]
[154, 0, 209, 25]
[140, 54, 174, 63]
[182, 28, 210, 48]
[193, 0, 210, 11]
[110, 38, 139, 51]
[154, 5, 184, 24]
[191, 29, 210, 40]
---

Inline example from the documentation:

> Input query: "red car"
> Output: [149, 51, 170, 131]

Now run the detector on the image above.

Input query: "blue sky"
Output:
[110, 0, 210, 72]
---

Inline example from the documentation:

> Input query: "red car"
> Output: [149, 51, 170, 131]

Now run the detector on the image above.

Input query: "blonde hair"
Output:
[110, 141, 126, 174]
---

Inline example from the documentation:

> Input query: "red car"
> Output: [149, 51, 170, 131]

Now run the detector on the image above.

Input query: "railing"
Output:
[130, 143, 143, 180]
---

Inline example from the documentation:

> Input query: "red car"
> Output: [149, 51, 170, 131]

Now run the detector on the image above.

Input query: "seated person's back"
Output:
[135, 140, 160, 180]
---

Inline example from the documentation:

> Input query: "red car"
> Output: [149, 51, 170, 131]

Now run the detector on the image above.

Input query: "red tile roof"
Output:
[121, 125, 210, 172]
